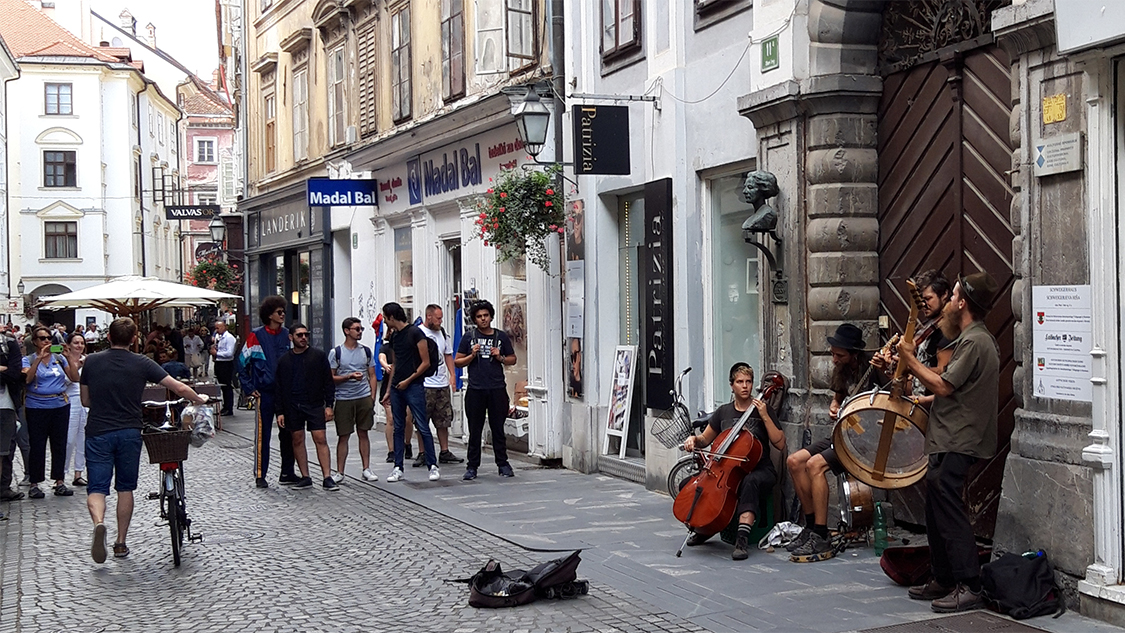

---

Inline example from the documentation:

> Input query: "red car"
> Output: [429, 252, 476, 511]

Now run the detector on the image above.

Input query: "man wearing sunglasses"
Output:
[327, 317, 378, 483]
[275, 323, 336, 491]
[239, 296, 295, 489]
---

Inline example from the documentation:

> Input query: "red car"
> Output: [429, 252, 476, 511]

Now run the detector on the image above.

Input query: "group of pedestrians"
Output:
[241, 295, 517, 492]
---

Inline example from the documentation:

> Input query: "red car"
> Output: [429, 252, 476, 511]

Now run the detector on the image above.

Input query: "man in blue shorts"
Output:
[81, 317, 209, 563]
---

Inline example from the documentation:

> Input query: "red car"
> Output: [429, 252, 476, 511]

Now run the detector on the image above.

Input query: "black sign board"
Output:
[165, 205, 219, 220]
[194, 242, 222, 261]
[572, 104, 630, 175]
[642, 178, 673, 410]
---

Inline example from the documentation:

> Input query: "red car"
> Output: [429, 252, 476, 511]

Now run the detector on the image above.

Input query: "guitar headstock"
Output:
[906, 279, 926, 317]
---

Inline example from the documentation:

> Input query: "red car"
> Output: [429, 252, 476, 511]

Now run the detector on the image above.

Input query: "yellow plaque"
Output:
[1043, 94, 1066, 124]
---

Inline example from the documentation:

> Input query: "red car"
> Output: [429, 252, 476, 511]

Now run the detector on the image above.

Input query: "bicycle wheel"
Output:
[166, 473, 182, 566]
[667, 454, 703, 498]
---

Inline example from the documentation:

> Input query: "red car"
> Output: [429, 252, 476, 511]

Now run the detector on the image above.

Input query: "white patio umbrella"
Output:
[36, 276, 240, 317]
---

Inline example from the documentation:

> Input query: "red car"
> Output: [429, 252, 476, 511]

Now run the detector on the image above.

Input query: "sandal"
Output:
[113, 543, 129, 558]
[54, 484, 74, 497]
[72, 476, 87, 487]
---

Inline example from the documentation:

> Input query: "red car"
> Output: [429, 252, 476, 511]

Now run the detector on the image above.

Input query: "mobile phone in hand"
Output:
[50, 344, 63, 354]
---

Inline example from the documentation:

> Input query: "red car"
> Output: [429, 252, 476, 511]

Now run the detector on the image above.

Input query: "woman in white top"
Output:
[63, 332, 88, 487]
[183, 327, 205, 379]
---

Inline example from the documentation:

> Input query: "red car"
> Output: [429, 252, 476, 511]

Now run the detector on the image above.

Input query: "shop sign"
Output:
[421, 144, 483, 198]
[572, 105, 630, 175]
[1, 298, 22, 315]
[194, 242, 222, 260]
[642, 178, 674, 410]
[306, 178, 378, 206]
[256, 200, 325, 251]
[165, 204, 219, 220]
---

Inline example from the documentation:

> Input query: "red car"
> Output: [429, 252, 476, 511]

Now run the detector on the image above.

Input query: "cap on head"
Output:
[958, 272, 999, 313]
[826, 323, 865, 352]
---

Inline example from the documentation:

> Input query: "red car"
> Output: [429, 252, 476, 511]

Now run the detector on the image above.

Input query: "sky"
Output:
[89, 0, 220, 79]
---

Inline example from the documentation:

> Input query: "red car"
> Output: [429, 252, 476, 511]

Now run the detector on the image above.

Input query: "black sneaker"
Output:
[385, 451, 394, 464]
[323, 477, 339, 492]
[278, 473, 300, 486]
[498, 464, 515, 478]
[785, 527, 811, 552]
[685, 532, 713, 547]
[27, 486, 44, 499]
[732, 534, 751, 560]
[462, 468, 477, 481]
[293, 477, 313, 490]
[790, 532, 836, 563]
[439, 450, 463, 464]
[404, 446, 414, 460]
[412, 452, 426, 468]
[255, 478, 269, 489]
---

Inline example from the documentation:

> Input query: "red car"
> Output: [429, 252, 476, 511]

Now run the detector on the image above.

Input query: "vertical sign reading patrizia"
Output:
[642, 179, 674, 410]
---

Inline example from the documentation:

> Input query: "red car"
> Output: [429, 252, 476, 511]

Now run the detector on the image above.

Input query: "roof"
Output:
[0, 0, 118, 62]
[179, 74, 231, 117]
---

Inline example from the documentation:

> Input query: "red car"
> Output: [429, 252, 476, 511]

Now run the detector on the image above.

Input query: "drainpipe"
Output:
[3, 59, 20, 300]
[136, 82, 149, 276]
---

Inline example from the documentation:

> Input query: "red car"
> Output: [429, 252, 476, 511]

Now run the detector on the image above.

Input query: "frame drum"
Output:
[832, 389, 929, 490]
[838, 473, 874, 529]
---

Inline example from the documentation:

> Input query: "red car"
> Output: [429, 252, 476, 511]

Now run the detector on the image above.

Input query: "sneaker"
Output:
[54, 483, 74, 496]
[732, 534, 751, 560]
[412, 453, 426, 468]
[362, 468, 379, 482]
[91, 523, 107, 563]
[385, 451, 394, 464]
[785, 526, 812, 552]
[789, 532, 836, 563]
[429, 465, 441, 481]
[909, 579, 954, 601]
[685, 532, 713, 547]
[255, 477, 269, 489]
[1, 489, 25, 501]
[27, 486, 44, 499]
[498, 464, 515, 478]
[387, 467, 404, 483]
[930, 583, 984, 613]
[404, 446, 414, 460]
[113, 543, 129, 559]
[292, 476, 313, 490]
[331, 471, 346, 484]
[323, 477, 340, 491]
[462, 468, 477, 481]
[278, 473, 300, 486]
[439, 450, 463, 464]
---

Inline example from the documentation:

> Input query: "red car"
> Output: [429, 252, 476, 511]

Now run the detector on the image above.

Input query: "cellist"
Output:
[681, 363, 785, 560]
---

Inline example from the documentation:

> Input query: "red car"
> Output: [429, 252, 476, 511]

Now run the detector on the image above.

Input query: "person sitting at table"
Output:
[156, 349, 191, 380]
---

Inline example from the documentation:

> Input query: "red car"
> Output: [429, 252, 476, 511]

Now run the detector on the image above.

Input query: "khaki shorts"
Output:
[425, 386, 453, 429]
[334, 396, 375, 435]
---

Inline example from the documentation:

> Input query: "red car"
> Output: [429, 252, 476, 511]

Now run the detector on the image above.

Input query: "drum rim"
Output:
[833, 389, 929, 490]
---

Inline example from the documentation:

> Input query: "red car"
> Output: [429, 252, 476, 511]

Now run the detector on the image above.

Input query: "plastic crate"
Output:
[142, 430, 191, 464]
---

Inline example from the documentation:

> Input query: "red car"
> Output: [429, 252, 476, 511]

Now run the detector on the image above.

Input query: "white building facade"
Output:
[0, 37, 18, 308]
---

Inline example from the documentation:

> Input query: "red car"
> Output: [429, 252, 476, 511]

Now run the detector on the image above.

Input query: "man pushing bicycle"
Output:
[80, 317, 208, 563]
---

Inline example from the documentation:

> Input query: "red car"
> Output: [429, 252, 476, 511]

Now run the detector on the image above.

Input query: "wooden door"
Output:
[877, 43, 1016, 538]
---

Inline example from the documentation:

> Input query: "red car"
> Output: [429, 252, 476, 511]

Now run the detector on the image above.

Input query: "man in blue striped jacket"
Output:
[238, 295, 293, 489]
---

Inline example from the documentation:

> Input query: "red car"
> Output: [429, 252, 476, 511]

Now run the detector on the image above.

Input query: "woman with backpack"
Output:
[23, 325, 79, 498]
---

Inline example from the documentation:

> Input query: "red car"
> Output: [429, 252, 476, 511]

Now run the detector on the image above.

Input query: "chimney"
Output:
[212, 69, 221, 91]
[99, 41, 110, 47]
[146, 22, 156, 48]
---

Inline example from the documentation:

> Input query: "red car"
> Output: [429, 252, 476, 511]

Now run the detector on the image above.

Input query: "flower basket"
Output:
[471, 165, 566, 271]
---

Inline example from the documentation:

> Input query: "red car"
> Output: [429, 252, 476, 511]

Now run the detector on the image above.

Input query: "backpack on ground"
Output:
[456, 551, 588, 608]
[981, 552, 1066, 620]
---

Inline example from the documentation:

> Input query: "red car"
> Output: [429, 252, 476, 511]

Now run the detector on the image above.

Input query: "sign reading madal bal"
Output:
[306, 178, 379, 206]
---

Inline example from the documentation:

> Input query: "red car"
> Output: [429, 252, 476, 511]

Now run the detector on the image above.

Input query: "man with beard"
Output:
[872, 270, 954, 402]
[785, 323, 881, 563]
[897, 272, 1000, 613]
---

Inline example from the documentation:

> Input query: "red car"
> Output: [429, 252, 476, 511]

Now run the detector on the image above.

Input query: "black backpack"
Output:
[982, 552, 1066, 620]
[456, 551, 587, 608]
[419, 327, 443, 379]
[0, 336, 24, 406]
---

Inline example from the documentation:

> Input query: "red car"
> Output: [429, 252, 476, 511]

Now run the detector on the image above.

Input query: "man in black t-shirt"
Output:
[275, 323, 336, 491]
[680, 363, 785, 560]
[382, 303, 437, 483]
[80, 317, 208, 563]
[454, 300, 516, 481]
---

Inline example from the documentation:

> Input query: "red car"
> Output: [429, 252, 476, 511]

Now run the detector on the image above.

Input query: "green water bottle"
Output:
[873, 501, 888, 556]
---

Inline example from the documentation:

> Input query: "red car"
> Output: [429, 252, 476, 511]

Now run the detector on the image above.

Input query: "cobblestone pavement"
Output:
[0, 431, 707, 633]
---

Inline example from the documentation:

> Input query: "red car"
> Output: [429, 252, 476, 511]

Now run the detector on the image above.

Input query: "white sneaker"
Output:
[362, 468, 379, 482]
[429, 465, 441, 482]
[331, 471, 346, 484]
[387, 467, 404, 482]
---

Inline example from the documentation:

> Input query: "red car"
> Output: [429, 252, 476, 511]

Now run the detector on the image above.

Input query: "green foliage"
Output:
[471, 165, 566, 271]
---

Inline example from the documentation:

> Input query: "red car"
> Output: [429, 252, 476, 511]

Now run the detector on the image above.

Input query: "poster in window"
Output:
[603, 345, 636, 459]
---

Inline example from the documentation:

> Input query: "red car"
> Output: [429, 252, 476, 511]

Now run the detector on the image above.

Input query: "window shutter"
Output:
[220, 152, 237, 204]
[357, 22, 377, 136]
[475, 0, 506, 75]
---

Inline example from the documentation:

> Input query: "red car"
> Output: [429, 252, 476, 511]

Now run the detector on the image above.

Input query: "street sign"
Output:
[165, 205, 219, 220]
[761, 35, 780, 73]
[1, 298, 22, 314]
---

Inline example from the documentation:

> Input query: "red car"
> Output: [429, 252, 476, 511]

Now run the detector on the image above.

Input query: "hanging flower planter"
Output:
[470, 165, 566, 271]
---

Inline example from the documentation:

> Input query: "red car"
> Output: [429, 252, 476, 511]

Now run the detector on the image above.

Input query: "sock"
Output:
[964, 577, 982, 593]
[805, 513, 816, 528]
[813, 524, 829, 540]
[737, 523, 752, 542]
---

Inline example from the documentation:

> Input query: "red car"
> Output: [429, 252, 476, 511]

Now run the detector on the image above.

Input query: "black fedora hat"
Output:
[958, 272, 999, 313]
[826, 323, 865, 352]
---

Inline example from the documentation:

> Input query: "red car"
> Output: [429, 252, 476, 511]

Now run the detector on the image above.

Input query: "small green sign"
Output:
[761, 35, 779, 73]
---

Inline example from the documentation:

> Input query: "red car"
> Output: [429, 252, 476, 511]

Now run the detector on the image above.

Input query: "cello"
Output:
[672, 374, 785, 556]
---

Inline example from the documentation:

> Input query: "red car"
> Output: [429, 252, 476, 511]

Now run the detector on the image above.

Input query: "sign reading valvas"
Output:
[306, 178, 379, 206]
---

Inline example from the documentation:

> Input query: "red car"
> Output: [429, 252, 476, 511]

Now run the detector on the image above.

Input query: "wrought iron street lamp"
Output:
[208, 214, 227, 244]
[512, 89, 552, 158]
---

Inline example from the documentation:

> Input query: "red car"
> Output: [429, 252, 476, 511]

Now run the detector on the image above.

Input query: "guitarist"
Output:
[872, 270, 954, 403]
[681, 363, 785, 561]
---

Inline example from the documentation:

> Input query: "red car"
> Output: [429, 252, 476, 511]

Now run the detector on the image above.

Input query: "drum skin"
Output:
[833, 389, 929, 490]
[838, 473, 874, 528]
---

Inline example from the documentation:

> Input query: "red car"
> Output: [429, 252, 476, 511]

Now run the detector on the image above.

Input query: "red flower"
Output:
[484, 240, 489, 246]
[557, 227, 565, 234]
[499, 192, 507, 198]
[546, 189, 554, 195]
[487, 188, 494, 193]
[499, 207, 506, 213]
[549, 224, 557, 230]
[493, 223, 499, 229]
[545, 201, 552, 207]
[479, 212, 487, 219]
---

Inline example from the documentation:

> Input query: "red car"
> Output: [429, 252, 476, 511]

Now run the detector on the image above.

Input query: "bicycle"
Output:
[652, 367, 715, 497]
[141, 398, 204, 566]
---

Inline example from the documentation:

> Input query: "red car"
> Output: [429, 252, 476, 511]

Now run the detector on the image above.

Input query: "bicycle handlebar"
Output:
[142, 398, 187, 407]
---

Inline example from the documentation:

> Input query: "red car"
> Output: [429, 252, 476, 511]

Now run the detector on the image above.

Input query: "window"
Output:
[134, 157, 141, 200]
[475, 0, 535, 75]
[441, 0, 464, 99]
[45, 83, 72, 115]
[293, 69, 308, 160]
[130, 93, 137, 127]
[197, 192, 217, 206]
[391, 6, 412, 122]
[327, 47, 346, 145]
[44, 151, 77, 187]
[196, 138, 216, 163]
[158, 113, 165, 144]
[694, 0, 751, 30]
[506, 0, 533, 65]
[148, 104, 154, 136]
[357, 22, 378, 136]
[264, 93, 276, 172]
[601, 0, 641, 59]
[220, 152, 237, 203]
[44, 221, 78, 259]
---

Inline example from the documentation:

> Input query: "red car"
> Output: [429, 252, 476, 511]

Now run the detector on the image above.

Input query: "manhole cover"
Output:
[858, 612, 1049, 633]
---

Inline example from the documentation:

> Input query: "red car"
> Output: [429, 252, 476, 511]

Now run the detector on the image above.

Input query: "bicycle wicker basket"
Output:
[651, 406, 693, 449]
[142, 430, 191, 464]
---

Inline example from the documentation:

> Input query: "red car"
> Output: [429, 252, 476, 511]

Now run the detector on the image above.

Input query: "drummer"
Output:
[681, 362, 785, 561]
[785, 323, 883, 563]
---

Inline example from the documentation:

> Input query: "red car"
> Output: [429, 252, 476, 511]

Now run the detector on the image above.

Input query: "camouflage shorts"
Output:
[424, 386, 453, 429]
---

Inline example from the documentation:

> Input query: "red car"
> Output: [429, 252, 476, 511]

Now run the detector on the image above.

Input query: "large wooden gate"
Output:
[877, 41, 1016, 538]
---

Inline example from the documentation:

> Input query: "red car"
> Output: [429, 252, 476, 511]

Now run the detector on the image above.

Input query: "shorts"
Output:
[425, 387, 453, 429]
[284, 408, 327, 432]
[85, 428, 143, 495]
[334, 396, 375, 435]
[807, 437, 845, 475]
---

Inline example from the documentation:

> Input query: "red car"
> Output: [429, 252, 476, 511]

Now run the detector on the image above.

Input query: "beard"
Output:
[939, 302, 963, 340]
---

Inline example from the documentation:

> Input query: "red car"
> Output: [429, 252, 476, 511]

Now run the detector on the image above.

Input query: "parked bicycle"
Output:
[141, 398, 205, 567]
[650, 367, 717, 496]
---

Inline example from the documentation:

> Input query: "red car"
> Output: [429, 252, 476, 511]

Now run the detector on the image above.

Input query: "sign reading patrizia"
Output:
[571, 104, 630, 175]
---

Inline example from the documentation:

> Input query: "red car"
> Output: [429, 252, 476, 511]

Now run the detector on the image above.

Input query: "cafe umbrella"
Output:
[35, 275, 240, 319]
